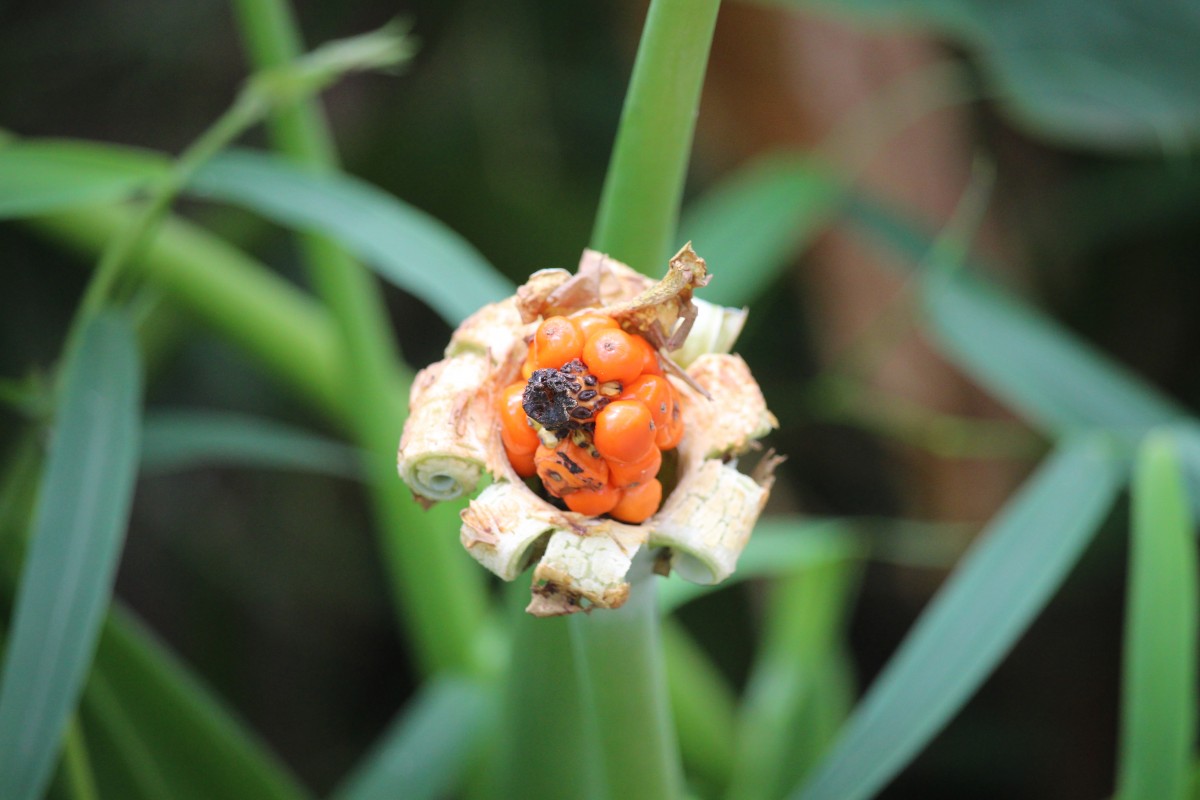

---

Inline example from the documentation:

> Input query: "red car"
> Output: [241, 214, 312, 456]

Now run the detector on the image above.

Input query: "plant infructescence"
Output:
[0, 1, 1197, 799]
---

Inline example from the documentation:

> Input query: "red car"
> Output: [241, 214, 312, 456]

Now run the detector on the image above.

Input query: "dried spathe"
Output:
[396, 244, 778, 616]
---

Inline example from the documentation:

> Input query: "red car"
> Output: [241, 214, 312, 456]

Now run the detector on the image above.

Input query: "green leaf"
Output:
[141, 410, 363, 480]
[678, 155, 840, 306]
[792, 435, 1124, 800]
[0, 312, 142, 800]
[846, 193, 1186, 438]
[1162, 423, 1200, 516]
[89, 606, 310, 800]
[728, 559, 859, 800]
[922, 268, 1186, 440]
[187, 149, 513, 325]
[0, 141, 170, 219]
[663, 621, 738, 792]
[755, 0, 1200, 151]
[1117, 432, 1197, 800]
[333, 678, 494, 800]
[659, 518, 864, 613]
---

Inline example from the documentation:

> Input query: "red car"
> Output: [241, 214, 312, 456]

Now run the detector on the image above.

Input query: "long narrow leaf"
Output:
[847, 197, 1187, 439]
[188, 150, 513, 325]
[0, 312, 142, 800]
[0, 140, 170, 219]
[1162, 422, 1200, 516]
[793, 435, 1124, 800]
[658, 518, 863, 613]
[91, 606, 310, 800]
[1118, 433, 1197, 800]
[728, 559, 859, 800]
[923, 268, 1185, 440]
[81, 671, 173, 800]
[678, 155, 840, 307]
[141, 410, 363, 480]
[333, 678, 494, 800]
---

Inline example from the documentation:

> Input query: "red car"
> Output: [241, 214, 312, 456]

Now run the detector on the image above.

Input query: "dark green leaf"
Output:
[0, 141, 169, 219]
[663, 621, 738, 792]
[728, 559, 859, 800]
[753, 0, 1200, 151]
[1162, 423, 1200, 517]
[793, 436, 1124, 800]
[1118, 433, 1196, 800]
[848, 195, 1186, 439]
[141, 410, 363, 480]
[922, 268, 1185, 440]
[659, 518, 863, 613]
[333, 678, 494, 800]
[188, 150, 513, 325]
[678, 155, 840, 306]
[0, 312, 142, 800]
[89, 606, 310, 800]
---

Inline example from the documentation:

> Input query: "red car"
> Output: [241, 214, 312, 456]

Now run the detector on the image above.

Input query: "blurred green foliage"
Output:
[1, 1, 1199, 799]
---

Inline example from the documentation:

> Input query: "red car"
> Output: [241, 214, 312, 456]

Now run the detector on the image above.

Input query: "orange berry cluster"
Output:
[497, 314, 684, 523]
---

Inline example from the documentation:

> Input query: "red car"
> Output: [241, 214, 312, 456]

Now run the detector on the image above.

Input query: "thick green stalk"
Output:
[495, 583, 602, 800]
[229, 0, 488, 676]
[590, 0, 721, 272]
[570, 560, 683, 800]
[577, 0, 722, 794]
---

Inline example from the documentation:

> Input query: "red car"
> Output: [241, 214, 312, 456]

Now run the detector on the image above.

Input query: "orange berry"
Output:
[610, 478, 662, 523]
[563, 482, 622, 516]
[630, 334, 661, 375]
[654, 385, 684, 450]
[534, 440, 608, 498]
[571, 313, 618, 341]
[533, 316, 584, 369]
[506, 446, 537, 478]
[594, 400, 656, 464]
[620, 375, 672, 431]
[498, 382, 539, 453]
[582, 328, 643, 385]
[608, 445, 661, 489]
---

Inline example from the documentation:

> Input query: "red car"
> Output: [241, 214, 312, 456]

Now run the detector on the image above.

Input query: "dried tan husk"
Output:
[397, 247, 778, 615]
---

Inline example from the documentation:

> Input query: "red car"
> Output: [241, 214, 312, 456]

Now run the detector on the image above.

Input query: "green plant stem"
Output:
[570, 561, 683, 800]
[230, 0, 488, 676]
[495, 583, 602, 800]
[575, 0, 721, 793]
[65, 92, 267, 370]
[591, 0, 721, 273]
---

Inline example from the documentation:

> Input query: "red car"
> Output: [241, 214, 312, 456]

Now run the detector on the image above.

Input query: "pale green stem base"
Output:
[570, 555, 683, 800]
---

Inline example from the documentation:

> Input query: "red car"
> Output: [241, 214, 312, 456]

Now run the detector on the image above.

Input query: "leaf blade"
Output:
[188, 150, 513, 325]
[678, 155, 840, 307]
[1118, 432, 1197, 800]
[0, 141, 170, 219]
[333, 678, 493, 800]
[793, 435, 1124, 800]
[0, 312, 142, 800]
[140, 410, 363, 480]
[91, 606, 311, 800]
[658, 518, 864, 613]
[922, 268, 1185, 440]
